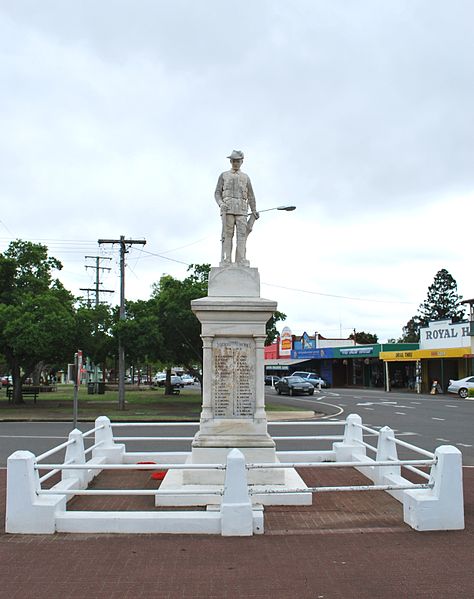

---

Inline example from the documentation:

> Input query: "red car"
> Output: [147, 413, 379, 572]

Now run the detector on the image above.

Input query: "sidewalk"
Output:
[0, 466, 472, 598]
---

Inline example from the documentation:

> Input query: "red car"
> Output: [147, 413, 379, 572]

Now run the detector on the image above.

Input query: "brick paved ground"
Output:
[0, 466, 473, 598]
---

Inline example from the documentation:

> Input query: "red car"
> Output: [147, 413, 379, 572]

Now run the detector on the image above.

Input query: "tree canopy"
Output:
[400, 268, 465, 342]
[349, 331, 378, 344]
[0, 241, 76, 403]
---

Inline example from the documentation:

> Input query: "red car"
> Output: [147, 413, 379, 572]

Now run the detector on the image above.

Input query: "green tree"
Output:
[113, 298, 163, 380]
[399, 316, 422, 343]
[0, 241, 76, 403]
[75, 302, 116, 377]
[349, 331, 378, 344]
[151, 264, 209, 394]
[400, 269, 465, 342]
[265, 310, 287, 345]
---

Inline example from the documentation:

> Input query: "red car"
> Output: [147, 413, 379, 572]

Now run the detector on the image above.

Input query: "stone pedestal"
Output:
[187, 265, 282, 484]
[156, 265, 310, 505]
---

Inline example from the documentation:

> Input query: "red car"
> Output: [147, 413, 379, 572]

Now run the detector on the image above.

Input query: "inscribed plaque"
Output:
[212, 338, 256, 418]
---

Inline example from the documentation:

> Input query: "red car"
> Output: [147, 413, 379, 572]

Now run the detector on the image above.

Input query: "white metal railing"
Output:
[5, 413, 464, 535]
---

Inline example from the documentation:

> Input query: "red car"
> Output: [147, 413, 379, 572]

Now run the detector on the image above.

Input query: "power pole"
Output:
[98, 236, 146, 410]
[85, 256, 114, 307]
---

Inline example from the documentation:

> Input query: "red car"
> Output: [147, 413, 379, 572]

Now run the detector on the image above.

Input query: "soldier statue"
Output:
[215, 150, 259, 266]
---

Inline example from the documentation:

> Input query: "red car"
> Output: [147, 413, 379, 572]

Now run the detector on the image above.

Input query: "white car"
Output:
[447, 376, 474, 398]
[153, 373, 167, 386]
[181, 374, 195, 385]
[291, 371, 330, 388]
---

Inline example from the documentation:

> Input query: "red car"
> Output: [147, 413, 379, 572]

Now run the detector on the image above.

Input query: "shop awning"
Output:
[380, 347, 469, 361]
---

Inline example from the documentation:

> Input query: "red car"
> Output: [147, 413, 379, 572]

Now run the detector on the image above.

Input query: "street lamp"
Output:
[257, 205, 296, 214]
[246, 205, 296, 233]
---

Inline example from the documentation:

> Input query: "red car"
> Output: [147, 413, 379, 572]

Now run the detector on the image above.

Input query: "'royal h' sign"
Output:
[419, 319, 470, 350]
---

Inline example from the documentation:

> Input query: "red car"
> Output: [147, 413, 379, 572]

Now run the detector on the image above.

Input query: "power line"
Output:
[261, 282, 416, 305]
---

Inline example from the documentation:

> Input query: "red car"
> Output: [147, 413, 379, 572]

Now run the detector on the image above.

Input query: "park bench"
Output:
[6, 386, 40, 404]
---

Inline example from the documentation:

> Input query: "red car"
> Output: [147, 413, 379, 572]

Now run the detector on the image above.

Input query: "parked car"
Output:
[274, 376, 314, 396]
[181, 374, 195, 386]
[1, 375, 12, 387]
[447, 376, 474, 398]
[265, 375, 280, 386]
[170, 375, 184, 388]
[153, 373, 167, 386]
[291, 371, 330, 388]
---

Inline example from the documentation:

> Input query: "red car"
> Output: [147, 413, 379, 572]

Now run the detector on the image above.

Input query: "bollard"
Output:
[220, 449, 254, 536]
[63, 429, 88, 487]
[404, 445, 464, 531]
[92, 416, 125, 463]
[333, 414, 366, 462]
[6, 451, 65, 534]
[374, 426, 400, 487]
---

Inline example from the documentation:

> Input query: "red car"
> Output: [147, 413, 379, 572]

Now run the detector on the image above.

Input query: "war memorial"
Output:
[5, 151, 464, 536]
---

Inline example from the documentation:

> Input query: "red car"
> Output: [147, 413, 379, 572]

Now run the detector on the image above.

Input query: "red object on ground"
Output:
[136, 461, 167, 480]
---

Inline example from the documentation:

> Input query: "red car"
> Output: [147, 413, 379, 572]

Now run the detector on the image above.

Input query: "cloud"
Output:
[0, 1, 473, 341]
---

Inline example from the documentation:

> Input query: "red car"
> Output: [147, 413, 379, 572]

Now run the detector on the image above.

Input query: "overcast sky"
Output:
[1, 1, 473, 342]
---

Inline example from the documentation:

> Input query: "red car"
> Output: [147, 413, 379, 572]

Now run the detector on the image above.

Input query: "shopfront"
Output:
[380, 319, 472, 393]
[290, 343, 418, 389]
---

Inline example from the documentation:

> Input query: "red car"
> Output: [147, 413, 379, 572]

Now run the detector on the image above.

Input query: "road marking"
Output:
[445, 405, 458, 408]
[381, 402, 398, 405]
[431, 417, 445, 421]
[364, 407, 374, 410]
[456, 443, 472, 448]
[411, 402, 421, 405]
[395, 412, 406, 415]
[356, 402, 373, 406]
[436, 438, 451, 443]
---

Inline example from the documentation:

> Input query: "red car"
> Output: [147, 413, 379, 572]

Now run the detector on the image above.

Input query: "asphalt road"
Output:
[0, 387, 472, 465]
[268, 386, 474, 465]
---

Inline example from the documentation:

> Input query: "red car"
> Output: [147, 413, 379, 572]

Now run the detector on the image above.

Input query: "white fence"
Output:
[5, 414, 464, 536]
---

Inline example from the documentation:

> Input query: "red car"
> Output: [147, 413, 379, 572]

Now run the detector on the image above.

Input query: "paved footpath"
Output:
[0, 466, 473, 599]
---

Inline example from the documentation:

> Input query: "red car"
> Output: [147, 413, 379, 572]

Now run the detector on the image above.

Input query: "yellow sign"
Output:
[380, 347, 467, 361]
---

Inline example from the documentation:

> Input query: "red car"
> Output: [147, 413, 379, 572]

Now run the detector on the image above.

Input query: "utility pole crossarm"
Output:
[98, 239, 147, 245]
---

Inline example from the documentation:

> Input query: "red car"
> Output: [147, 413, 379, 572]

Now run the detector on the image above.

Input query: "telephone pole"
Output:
[98, 236, 146, 409]
[84, 256, 114, 307]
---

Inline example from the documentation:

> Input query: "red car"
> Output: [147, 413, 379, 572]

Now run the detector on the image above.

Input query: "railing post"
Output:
[333, 414, 366, 462]
[92, 416, 125, 463]
[374, 426, 400, 486]
[403, 445, 464, 531]
[6, 451, 65, 534]
[63, 429, 88, 487]
[220, 449, 255, 536]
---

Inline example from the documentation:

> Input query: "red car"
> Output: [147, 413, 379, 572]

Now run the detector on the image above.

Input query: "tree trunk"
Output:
[11, 360, 24, 405]
[32, 361, 45, 386]
[164, 367, 173, 395]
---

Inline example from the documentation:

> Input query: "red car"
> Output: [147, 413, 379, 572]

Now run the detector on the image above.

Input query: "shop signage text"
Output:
[340, 347, 374, 356]
[420, 320, 470, 350]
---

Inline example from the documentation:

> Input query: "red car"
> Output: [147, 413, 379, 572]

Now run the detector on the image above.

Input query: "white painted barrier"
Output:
[5, 414, 465, 535]
[329, 417, 464, 531]
[5, 422, 262, 536]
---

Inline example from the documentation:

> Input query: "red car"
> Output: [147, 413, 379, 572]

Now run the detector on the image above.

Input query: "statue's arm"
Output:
[214, 174, 224, 209]
[247, 178, 258, 217]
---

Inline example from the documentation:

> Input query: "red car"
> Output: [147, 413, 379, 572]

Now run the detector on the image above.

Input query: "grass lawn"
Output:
[0, 383, 302, 421]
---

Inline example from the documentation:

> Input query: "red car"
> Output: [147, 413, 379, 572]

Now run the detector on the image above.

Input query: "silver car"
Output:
[447, 376, 474, 398]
